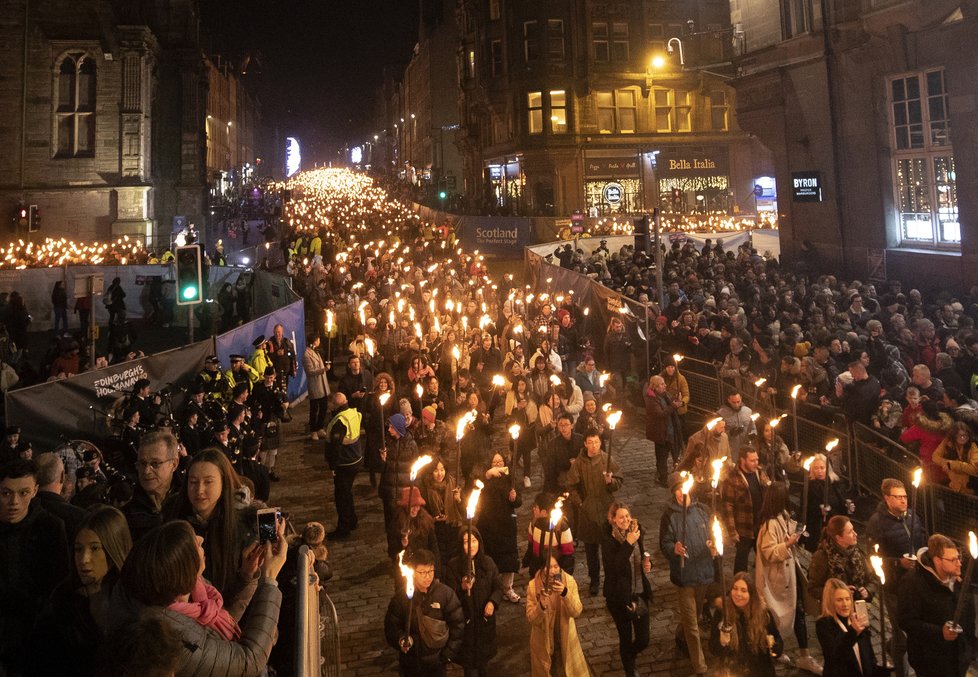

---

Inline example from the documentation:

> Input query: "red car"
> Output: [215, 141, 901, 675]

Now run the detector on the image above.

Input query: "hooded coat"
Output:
[900, 411, 953, 484]
[443, 528, 503, 669]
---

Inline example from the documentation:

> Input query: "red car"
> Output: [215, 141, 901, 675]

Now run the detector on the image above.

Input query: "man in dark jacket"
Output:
[720, 448, 770, 573]
[865, 477, 929, 677]
[122, 431, 182, 543]
[659, 472, 714, 676]
[645, 375, 677, 486]
[384, 548, 464, 676]
[836, 360, 881, 426]
[0, 459, 71, 674]
[324, 392, 364, 539]
[541, 415, 582, 494]
[338, 355, 374, 413]
[34, 452, 85, 540]
[898, 533, 975, 677]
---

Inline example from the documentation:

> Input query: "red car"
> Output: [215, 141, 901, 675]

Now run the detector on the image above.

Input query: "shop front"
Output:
[484, 156, 524, 214]
[654, 146, 731, 215]
[583, 150, 642, 215]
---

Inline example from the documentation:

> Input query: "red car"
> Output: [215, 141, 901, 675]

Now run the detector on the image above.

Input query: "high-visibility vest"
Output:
[325, 407, 361, 445]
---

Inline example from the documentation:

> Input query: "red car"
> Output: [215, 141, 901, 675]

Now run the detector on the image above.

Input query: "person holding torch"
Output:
[602, 501, 652, 677]
[659, 471, 714, 676]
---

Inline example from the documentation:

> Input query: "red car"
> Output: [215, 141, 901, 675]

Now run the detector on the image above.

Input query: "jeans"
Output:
[676, 584, 709, 673]
[53, 307, 68, 333]
[609, 604, 650, 676]
[585, 542, 601, 586]
[734, 536, 756, 573]
[653, 440, 674, 481]
[333, 465, 358, 532]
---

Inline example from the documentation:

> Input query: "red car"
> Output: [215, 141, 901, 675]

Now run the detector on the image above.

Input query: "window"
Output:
[489, 0, 501, 21]
[490, 40, 503, 78]
[550, 90, 567, 133]
[528, 91, 543, 134]
[648, 23, 684, 52]
[524, 21, 539, 63]
[782, 0, 812, 39]
[468, 50, 476, 81]
[889, 69, 957, 246]
[56, 54, 96, 157]
[547, 20, 565, 60]
[596, 89, 636, 133]
[593, 22, 609, 62]
[611, 23, 629, 62]
[710, 91, 729, 131]
[653, 88, 691, 132]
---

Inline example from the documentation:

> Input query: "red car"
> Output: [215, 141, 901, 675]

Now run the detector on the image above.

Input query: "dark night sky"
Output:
[200, 0, 420, 163]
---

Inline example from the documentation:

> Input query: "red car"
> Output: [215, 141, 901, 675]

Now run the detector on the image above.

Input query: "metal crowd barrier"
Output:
[296, 544, 341, 677]
[675, 356, 978, 542]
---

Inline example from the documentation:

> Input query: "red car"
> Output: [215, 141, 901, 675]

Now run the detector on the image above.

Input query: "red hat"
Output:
[422, 405, 437, 424]
[398, 486, 426, 508]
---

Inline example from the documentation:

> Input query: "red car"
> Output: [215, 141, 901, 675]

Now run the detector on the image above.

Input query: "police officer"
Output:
[195, 355, 228, 401]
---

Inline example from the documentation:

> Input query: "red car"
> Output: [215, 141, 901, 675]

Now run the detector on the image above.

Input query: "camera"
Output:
[257, 507, 281, 544]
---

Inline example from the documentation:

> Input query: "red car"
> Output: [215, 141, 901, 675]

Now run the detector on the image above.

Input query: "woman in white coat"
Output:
[755, 482, 823, 675]
[302, 333, 330, 439]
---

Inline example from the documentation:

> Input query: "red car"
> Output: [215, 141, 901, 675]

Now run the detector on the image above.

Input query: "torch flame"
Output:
[549, 374, 562, 387]
[549, 497, 564, 530]
[379, 392, 391, 406]
[803, 456, 815, 472]
[508, 424, 521, 440]
[492, 374, 506, 387]
[326, 310, 334, 332]
[598, 372, 610, 387]
[466, 479, 484, 520]
[825, 438, 839, 452]
[912, 467, 922, 488]
[451, 345, 460, 361]
[870, 545, 885, 586]
[607, 410, 623, 430]
[791, 384, 802, 399]
[711, 457, 727, 489]
[398, 551, 414, 599]
[769, 417, 781, 428]
[712, 516, 724, 557]
[750, 413, 760, 421]
[706, 417, 723, 431]
[754, 377, 767, 387]
[681, 473, 695, 496]
[970, 531, 977, 560]
[455, 409, 477, 441]
[673, 353, 684, 364]
[415, 383, 424, 399]
[364, 337, 375, 357]
[409, 455, 433, 482]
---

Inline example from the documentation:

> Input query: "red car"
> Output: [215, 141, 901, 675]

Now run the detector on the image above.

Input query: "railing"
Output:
[676, 355, 978, 542]
[296, 544, 342, 676]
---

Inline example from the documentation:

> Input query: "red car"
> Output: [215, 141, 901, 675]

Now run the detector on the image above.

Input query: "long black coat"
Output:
[380, 434, 419, 503]
[815, 616, 876, 677]
[601, 521, 652, 609]
[444, 545, 503, 668]
[476, 475, 521, 572]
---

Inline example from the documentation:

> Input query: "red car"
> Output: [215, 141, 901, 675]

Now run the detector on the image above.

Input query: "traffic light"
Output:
[28, 205, 39, 232]
[175, 245, 203, 306]
[14, 205, 27, 231]
[438, 190, 447, 200]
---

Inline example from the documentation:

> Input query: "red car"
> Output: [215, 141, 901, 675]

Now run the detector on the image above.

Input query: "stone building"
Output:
[729, 0, 977, 288]
[452, 0, 771, 217]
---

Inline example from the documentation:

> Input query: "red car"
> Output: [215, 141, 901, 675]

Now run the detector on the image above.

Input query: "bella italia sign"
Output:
[657, 147, 729, 176]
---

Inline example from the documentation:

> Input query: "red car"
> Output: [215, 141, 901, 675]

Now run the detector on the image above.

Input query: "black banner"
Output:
[5, 339, 215, 453]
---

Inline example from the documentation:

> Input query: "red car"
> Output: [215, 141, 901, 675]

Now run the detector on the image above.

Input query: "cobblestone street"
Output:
[271, 400, 823, 675]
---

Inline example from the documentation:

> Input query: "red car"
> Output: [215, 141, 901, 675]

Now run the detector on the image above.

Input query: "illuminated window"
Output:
[528, 91, 543, 134]
[653, 89, 691, 132]
[710, 91, 729, 131]
[889, 69, 957, 247]
[56, 54, 96, 157]
[550, 90, 567, 133]
[548, 20, 565, 60]
[524, 21, 539, 63]
[468, 50, 476, 80]
[597, 89, 636, 133]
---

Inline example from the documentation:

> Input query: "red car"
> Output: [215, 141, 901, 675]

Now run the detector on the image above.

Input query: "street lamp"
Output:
[667, 38, 686, 66]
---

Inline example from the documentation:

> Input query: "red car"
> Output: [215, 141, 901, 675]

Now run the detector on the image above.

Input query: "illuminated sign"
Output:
[791, 171, 822, 202]
[285, 137, 301, 178]
[602, 182, 624, 204]
[351, 146, 362, 164]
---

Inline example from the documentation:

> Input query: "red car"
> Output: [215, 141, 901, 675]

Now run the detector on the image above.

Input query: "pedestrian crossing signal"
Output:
[175, 245, 203, 306]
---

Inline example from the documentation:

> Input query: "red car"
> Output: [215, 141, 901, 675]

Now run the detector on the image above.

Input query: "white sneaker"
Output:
[795, 655, 823, 675]
[311, 432, 319, 441]
[523, 476, 531, 488]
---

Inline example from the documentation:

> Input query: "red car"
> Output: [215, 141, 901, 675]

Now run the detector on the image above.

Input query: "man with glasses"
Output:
[866, 477, 929, 677]
[898, 533, 975, 677]
[0, 459, 70, 674]
[122, 431, 183, 542]
[384, 548, 464, 676]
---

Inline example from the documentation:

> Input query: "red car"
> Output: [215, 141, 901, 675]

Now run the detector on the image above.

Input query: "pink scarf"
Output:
[168, 578, 241, 640]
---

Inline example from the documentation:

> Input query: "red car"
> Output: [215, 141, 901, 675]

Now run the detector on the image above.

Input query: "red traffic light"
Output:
[18, 209, 27, 219]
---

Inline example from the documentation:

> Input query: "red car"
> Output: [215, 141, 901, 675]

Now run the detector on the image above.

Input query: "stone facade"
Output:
[729, 0, 978, 289]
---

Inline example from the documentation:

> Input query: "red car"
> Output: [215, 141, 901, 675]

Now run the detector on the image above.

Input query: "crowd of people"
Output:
[0, 167, 974, 677]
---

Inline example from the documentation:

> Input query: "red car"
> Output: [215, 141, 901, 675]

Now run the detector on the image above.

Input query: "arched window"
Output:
[56, 54, 96, 157]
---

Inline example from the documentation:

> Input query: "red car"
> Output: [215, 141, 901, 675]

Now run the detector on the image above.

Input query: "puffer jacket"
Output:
[659, 498, 715, 587]
[384, 579, 464, 672]
[443, 531, 503, 669]
[865, 502, 928, 592]
[143, 581, 281, 677]
[380, 434, 420, 502]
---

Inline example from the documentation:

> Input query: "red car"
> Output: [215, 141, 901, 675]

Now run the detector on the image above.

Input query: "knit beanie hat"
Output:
[389, 413, 407, 437]
[422, 406, 437, 424]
